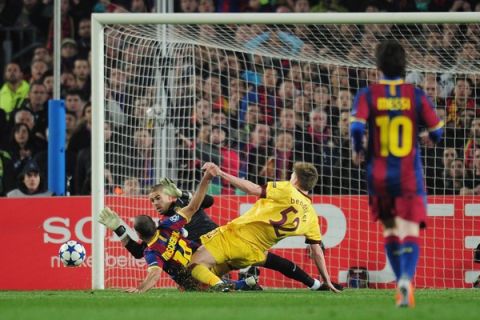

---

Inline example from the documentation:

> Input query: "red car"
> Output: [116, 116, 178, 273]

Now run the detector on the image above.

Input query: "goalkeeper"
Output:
[106, 178, 218, 258]
[100, 176, 342, 291]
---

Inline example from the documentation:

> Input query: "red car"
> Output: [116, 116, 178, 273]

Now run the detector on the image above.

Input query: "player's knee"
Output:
[190, 246, 215, 267]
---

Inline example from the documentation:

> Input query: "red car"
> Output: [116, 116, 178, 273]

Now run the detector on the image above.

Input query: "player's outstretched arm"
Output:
[310, 243, 341, 293]
[98, 207, 144, 258]
[125, 267, 162, 294]
[202, 162, 262, 196]
[180, 169, 214, 221]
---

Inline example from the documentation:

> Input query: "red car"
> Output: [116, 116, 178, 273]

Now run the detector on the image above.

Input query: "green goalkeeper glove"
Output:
[99, 207, 128, 240]
[158, 178, 182, 198]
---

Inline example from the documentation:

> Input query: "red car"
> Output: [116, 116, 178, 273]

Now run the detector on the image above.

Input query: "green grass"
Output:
[1, 289, 479, 320]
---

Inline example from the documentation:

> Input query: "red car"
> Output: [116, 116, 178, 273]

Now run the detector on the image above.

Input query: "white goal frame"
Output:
[91, 12, 480, 290]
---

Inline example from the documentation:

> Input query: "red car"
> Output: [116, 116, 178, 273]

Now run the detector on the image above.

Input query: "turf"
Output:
[1, 289, 479, 320]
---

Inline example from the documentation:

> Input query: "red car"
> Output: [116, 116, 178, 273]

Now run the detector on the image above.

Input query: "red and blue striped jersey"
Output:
[351, 79, 443, 196]
[143, 212, 198, 284]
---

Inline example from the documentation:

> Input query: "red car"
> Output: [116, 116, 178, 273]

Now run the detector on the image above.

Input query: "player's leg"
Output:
[395, 216, 420, 308]
[189, 245, 224, 287]
[262, 252, 322, 290]
[375, 196, 402, 282]
[381, 218, 402, 282]
[393, 195, 425, 308]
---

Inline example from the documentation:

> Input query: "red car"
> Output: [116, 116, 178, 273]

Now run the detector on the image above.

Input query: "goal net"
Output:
[92, 13, 480, 289]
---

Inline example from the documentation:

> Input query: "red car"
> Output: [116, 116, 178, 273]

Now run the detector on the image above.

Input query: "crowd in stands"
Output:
[0, 0, 479, 197]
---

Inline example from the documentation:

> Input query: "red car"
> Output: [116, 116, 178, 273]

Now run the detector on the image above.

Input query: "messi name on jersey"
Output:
[162, 230, 181, 261]
[377, 97, 411, 111]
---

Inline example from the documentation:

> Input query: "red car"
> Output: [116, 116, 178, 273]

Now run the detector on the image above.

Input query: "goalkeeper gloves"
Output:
[158, 178, 182, 198]
[98, 207, 128, 240]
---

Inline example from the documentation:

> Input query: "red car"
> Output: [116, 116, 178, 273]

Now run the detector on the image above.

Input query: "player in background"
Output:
[101, 177, 342, 292]
[188, 161, 340, 293]
[350, 40, 443, 307]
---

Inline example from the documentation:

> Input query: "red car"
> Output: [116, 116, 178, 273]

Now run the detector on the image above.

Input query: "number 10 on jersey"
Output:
[375, 115, 413, 157]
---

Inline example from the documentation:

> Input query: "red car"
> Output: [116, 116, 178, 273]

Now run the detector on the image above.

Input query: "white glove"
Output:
[98, 207, 122, 231]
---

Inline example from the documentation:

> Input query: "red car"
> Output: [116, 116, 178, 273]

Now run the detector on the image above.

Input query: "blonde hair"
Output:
[293, 162, 318, 191]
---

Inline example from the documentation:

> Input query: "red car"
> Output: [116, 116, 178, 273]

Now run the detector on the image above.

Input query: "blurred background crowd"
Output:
[0, 0, 479, 197]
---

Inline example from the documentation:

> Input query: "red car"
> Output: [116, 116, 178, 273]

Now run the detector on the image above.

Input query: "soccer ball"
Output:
[59, 240, 86, 267]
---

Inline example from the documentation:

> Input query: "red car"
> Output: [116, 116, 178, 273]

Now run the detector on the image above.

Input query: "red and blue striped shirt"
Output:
[351, 78, 443, 196]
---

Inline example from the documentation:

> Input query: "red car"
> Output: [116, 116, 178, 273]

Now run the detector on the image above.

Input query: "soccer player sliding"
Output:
[99, 171, 257, 292]
[350, 40, 443, 307]
[188, 161, 341, 293]
[100, 177, 343, 292]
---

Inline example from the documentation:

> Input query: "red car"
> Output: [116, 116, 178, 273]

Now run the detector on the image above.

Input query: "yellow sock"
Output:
[191, 264, 222, 286]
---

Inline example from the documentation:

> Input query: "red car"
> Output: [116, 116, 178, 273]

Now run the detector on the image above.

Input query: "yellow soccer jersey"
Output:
[227, 181, 322, 251]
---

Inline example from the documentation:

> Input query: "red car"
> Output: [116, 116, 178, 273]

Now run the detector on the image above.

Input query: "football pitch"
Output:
[1, 289, 479, 320]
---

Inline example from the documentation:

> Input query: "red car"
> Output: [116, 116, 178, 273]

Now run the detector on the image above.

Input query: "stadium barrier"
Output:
[0, 196, 478, 289]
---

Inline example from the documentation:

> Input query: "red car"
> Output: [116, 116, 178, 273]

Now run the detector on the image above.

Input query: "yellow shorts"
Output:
[199, 226, 267, 268]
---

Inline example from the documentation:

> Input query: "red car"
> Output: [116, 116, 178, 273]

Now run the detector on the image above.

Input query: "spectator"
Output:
[210, 125, 239, 194]
[76, 17, 92, 58]
[32, 46, 53, 66]
[244, 123, 272, 185]
[179, 0, 198, 12]
[65, 110, 77, 147]
[29, 60, 49, 84]
[42, 71, 54, 99]
[237, 103, 260, 150]
[74, 122, 115, 195]
[65, 89, 85, 119]
[198, 0, 215, 12]
[194, 124, 220, 169]
[0, 62, 30, 116]
[460, 149, 480, 195]
[46, 0, 75, 51]
[67, 102, 92, 192]
[313, 84, 331, 109]
[278, 80, 298, 109]
[7, 160, 52, 197]
[123, 176, 141, 195]
[447, 77, 478, 128]
[7, 123, 39, 178]
[18, 83, 48, 137]
[336, 89, 353, 112]
[61, 38, 79, 72]
[60, 71, 76, 96]
[423, 77, 441, 106]
[277, 107, 304, 143]
[444, 159, 467, 195]
[128, 128, 155, 192]
[293, 0, 311, 12]
[12, 107, 47, 150]
[193, 98, 212, 127]
[299, 107, 336, 194]
[72, 58, 91, 97]
[464, 118, 480, 169]
[262, 131, 295, 181]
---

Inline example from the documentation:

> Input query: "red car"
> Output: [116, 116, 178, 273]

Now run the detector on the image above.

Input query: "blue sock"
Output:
[232, 279, 248, 290]
[401, 236, 420, 280]
[385, 235, 402, 281]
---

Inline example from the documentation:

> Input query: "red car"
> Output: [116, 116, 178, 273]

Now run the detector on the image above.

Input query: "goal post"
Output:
[91, 12, 480, 290]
